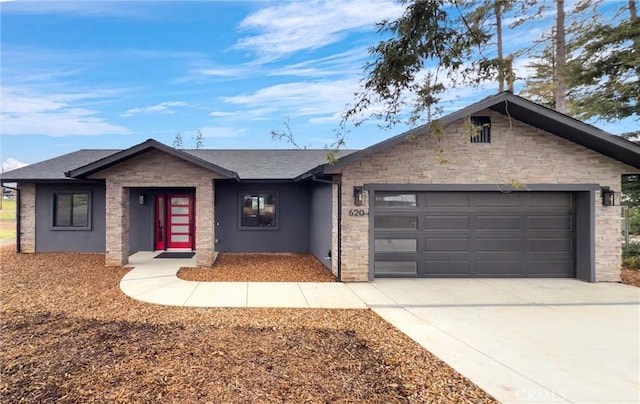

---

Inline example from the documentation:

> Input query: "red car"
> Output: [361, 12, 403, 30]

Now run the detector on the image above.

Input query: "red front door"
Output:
[155, 194, 194, 250]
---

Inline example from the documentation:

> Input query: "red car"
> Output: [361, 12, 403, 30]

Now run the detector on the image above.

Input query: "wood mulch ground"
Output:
[621, 268, 640, 287]
[178, 253, 336, 282]
[0, 245, 495, 403]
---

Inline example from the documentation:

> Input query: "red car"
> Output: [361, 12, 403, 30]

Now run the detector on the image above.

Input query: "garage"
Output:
[373, 191, 576, 278]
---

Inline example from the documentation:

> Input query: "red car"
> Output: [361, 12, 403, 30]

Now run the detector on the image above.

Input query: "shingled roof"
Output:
[1, 143, 355, 182]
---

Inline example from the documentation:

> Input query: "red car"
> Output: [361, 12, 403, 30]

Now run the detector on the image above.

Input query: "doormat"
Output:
[154, 252, 195, 259]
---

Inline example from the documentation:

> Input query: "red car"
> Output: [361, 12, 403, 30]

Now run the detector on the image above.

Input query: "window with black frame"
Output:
[241, 193, 276, 227]
[53, 192, 90, 229]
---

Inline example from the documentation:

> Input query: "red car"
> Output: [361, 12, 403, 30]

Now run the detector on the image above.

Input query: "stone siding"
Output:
[332, 110, 637, 282]
[89, 149, 224, 267]
[18, 183, 36, 253]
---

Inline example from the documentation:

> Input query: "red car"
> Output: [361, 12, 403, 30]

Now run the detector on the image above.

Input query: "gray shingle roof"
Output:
[1, 150, 119, 181]
[1, 148, 356, 182]
[187, 149, 354, 179]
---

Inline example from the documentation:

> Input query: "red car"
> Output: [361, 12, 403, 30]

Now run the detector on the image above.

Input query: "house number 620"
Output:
[348, 209, 367, 216]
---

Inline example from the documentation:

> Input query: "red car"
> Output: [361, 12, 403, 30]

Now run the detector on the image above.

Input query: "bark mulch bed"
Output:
[0, 246, 495, 403]
[178, 253, 336, 282]
[621, 268, 640, 287]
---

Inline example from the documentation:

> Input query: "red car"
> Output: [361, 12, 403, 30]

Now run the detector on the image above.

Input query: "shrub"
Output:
[622, 242, 640, 259]
[622, 256, 640, 269]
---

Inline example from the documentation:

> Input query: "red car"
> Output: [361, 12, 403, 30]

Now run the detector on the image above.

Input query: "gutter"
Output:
[1, 184, 20, 253]
[311, 174, 333, 184]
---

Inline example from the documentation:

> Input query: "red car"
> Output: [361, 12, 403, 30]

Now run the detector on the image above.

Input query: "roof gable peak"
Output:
[65, 138, 239, 179]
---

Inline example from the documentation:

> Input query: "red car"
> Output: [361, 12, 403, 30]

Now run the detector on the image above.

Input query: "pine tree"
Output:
[569, 0, 639, 127]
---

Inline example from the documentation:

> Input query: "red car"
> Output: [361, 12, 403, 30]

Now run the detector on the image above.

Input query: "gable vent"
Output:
[470, 116, 491, 143]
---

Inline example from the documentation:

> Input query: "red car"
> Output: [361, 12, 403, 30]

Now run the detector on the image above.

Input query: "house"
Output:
[3, 92, 639, 282]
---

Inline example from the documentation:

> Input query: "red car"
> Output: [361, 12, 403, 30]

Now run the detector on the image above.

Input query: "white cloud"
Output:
[235, 0, 404, 60]
[1, 87, 132, 137]
[268, 48, 367, 78]
[121, 101, 188, 117]
[209, 111, 237, 117]
[1, 158, 28, 172]
[193, 67, 247, 78]
[220, 78, 359, 124]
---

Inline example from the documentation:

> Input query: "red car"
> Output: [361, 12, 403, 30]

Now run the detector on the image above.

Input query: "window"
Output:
[241, 192, 277, 228]
[470, 116, 491, 143]
[374, 239, 417, 252]
[374, 216, 418, 229]
[53, 192, 91, 229]
[374, 192, 417, 208]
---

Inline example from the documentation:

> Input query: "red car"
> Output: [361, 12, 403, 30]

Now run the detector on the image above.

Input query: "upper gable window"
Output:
[53, 192, 91, 230]
[470, 116, 491, 143]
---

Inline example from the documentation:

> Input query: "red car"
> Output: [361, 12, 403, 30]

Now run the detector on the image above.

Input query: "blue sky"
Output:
[0, 0, 634, 171]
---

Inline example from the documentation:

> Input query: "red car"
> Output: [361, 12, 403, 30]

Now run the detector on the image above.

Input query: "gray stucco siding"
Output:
[309, 182, 332, 269]
[214, 181, 310, 253]
[35, 182, 106, 252]
[128, 188, 155, 253]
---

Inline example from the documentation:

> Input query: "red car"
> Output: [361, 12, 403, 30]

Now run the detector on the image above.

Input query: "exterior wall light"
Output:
[353, 186, 364, 206]
[600, 186, 618, 206]
[138, 194, 146, 205]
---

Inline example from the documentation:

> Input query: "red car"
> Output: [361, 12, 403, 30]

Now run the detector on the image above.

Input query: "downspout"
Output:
[1, 184, 20, 253]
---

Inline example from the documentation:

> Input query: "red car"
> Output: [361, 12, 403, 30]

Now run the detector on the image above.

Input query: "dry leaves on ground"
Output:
[0, 246, 496, 403]
[178, 253, 336, 282]
[621, 268, 640, 287]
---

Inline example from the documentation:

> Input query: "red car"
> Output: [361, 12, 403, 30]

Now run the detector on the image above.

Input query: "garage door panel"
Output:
[476, 238, 522, 252]
[374, 215, 418, 229]
[528, 238, 572, 252]
[374, 238, 417, 252]
[476, 261, 523, 276]
[425, 238, 470, 252]
[375, 192, 417, 208]
[373, 191, 575, 278]
[374, 261, 417, 276]
[527, 215, 572, 230]
[423, 260, 471, 276]
[424, 215, 470, 230]
[528, 192, 572, 207]
[476, 215, 522, 230]
[424, 193, 470, 207]
[471, 192, 521, 207]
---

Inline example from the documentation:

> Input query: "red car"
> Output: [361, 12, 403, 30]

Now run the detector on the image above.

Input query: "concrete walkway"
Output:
[121, 252, 640, 404]
[120, 252, 368, 308]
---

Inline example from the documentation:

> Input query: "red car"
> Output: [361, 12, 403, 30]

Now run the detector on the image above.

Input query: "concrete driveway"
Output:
[352, 279, 640, 404]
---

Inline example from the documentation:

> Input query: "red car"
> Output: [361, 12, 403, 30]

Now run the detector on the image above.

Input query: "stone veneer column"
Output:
[105, 182, 130, 266]
[195, 181, 214, 267]
[18, 183, 36, 253]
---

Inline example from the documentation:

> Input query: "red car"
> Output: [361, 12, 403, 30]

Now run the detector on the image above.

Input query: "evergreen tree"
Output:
[569, 0, 639, 131]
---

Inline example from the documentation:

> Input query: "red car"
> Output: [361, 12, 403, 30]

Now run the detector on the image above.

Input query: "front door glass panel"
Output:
[167, 195, 193, 249]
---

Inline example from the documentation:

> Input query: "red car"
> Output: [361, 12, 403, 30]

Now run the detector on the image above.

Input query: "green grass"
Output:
[0, 229, 16, 242]
[0, 199, 16, 221]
